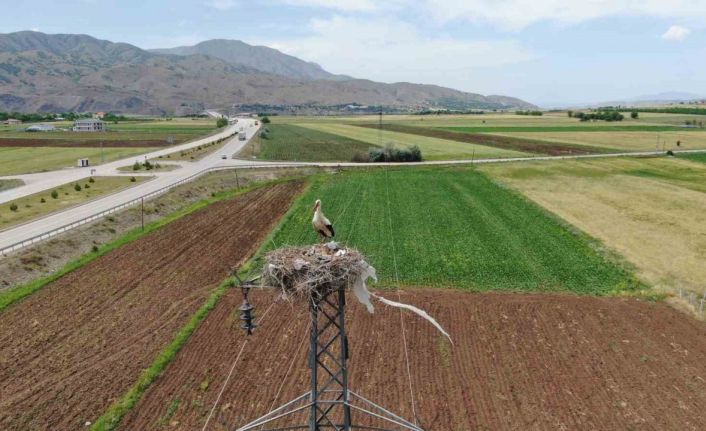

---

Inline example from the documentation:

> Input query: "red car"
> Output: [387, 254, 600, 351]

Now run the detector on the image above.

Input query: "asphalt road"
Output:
[0, 120, 258, 252]
[0, 122, 245, 203]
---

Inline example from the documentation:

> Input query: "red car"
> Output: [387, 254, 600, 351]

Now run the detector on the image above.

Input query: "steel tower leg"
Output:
[236, 284, 423, 431]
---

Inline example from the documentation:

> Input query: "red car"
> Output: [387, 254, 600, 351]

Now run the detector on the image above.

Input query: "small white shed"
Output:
[77, 158, 90, 167]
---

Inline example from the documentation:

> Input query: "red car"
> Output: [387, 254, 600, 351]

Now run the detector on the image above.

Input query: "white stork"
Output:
[312, 199, 334, 242]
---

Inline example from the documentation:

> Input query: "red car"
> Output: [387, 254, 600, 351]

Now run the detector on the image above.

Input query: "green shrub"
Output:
[10, 203, 18, 211]
[261, 116, 271, 124]
[89, 177, 95, 183]
[130, 176, 136, 182]
[84, 184, 90, 189]
[74, 183, 82, 191]
[368, 143, 422, 162]
[51, 190, 58, 199]
[133, 161, 141, 171]
[216, 117, 228, 128]
[40, 198, 46, 203]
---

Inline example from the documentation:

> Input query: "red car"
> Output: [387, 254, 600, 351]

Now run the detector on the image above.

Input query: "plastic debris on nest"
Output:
[262, 242, 452, 342]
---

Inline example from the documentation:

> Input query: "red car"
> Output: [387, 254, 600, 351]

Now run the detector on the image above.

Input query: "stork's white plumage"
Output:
[312, 199, 334, 241]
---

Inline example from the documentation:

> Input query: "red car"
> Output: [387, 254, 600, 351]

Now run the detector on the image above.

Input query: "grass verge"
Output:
[0, 176, 152, 231]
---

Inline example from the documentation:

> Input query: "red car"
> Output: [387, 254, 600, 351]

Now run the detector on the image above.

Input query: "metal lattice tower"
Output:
[236, 284, 423, 431]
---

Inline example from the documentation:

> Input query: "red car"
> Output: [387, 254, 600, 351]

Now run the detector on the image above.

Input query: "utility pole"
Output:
[235, 169, 240, 190]
[378, 110, 383, 148]
[141, 197, 144, 231]
[236, 284, 424, 431]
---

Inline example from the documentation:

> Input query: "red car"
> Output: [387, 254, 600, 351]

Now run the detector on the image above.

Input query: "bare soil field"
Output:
[0, 181, 305, 430]
[357, 123, 612, 156]
[121, 289, 706, 431]
[0, 138, 173, 148]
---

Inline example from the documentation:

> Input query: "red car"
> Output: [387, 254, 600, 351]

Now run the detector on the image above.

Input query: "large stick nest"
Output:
[262, 243, 369, 299]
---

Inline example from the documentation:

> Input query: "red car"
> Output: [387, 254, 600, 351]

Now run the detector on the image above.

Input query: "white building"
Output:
[73, 118, 105, 132]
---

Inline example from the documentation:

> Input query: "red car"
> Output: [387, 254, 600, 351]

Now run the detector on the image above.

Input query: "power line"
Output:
[201, 298, 279, 431]
[382, 168, 419, 425]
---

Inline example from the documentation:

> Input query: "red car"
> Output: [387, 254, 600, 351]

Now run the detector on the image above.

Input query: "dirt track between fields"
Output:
[121, 289, 706, 431]
[0, 138, 176, 148]
[0, 180, 304, 430]
[356, 123, 612, 156]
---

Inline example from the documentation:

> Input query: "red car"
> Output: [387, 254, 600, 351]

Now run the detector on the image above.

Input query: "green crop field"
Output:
[263, 168, 638, 293]
[0, 147, 159, 176]
[480, 157, 706, 295]
[678, 152, 706, 164]
[239, 124, 376, 161]
[295, 123, 530, 160]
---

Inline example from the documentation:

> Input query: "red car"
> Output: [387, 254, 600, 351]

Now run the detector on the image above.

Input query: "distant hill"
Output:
[0, 31, 538, 114]
[150, 39, 350, 81]
[595, 92, 706, 107]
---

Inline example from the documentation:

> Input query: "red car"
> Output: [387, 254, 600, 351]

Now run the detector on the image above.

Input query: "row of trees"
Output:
[516, 110, 543, 116]
[0, 111, 142, 123]
[0, 112, 92, 122]
[568, 110, 625, 122]
[619, 107, 706, 116]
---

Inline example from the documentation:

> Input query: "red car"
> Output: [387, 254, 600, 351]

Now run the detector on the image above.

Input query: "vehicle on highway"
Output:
[221, 154, 227, 159]
[238, 131, 247, 141]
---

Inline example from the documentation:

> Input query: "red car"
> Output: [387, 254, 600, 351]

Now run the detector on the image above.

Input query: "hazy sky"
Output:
[4, 0, 706, 106]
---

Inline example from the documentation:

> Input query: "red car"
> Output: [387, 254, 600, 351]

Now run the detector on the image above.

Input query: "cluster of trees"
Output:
[0, 111, 141, 123]
[216, 117, 228, 128]
[568, 110, 624, 122]
[417, 109, 486, 115]
[515, 110, 543, 116]
[620, 107, 706, 116]
[102, 113, 133, 122]
[359, 143, 422, 163]
[0, 111, 92, 122]
[132, 160, 162, 171]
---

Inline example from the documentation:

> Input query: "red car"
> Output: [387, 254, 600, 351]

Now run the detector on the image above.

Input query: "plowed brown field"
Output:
[121, 289, 706, 431]
[0, 181, 305, 431]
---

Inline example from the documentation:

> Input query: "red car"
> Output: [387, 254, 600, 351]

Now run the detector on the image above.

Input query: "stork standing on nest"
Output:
[312, 199, 334, 242]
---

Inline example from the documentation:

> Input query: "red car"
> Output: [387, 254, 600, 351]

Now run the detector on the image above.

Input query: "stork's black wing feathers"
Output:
[326, 224, 335, 237]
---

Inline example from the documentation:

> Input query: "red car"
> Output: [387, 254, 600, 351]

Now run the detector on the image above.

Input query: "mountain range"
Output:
[0, 31, 537, 115]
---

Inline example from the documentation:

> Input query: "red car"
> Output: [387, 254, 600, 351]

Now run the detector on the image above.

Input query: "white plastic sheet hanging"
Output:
[351, 260, 452, 343]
